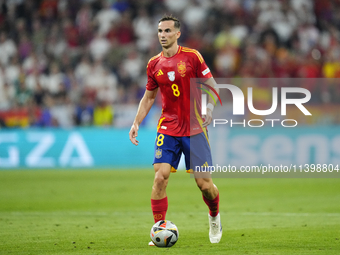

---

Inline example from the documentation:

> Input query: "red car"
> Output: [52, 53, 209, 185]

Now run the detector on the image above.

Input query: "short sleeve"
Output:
[146, 62, 158, 91]
[195, 51, 213, 80]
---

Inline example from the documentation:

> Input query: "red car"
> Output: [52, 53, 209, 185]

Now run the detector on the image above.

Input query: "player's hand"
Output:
[202, 108, 213, 127]
[129, 123, 139, 145]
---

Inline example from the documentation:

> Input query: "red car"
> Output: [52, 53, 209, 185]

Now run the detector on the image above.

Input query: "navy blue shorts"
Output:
[153, 132, 212, 172]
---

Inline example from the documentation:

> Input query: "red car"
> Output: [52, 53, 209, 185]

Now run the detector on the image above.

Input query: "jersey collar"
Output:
[161, 45, 182, 58]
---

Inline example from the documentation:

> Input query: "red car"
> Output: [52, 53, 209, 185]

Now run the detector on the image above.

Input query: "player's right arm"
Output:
[129, 88, 158, 145]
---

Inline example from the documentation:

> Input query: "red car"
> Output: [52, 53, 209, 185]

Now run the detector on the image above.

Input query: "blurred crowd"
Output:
[0, 0, 339, 128]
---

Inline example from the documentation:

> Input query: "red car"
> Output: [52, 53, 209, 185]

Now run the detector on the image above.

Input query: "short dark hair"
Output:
[158, 15, 180, 30]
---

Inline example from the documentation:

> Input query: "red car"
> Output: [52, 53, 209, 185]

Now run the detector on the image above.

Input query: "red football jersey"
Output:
[146, 46, 213, 137]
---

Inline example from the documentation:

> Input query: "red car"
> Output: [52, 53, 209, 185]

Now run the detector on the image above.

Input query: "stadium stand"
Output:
[0, 0, 339, 128]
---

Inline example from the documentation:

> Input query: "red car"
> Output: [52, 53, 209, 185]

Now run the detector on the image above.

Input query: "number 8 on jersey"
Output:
[171, 84, 180, 97]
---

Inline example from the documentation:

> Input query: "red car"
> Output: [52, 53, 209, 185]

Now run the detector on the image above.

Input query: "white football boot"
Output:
[208, 213, 222, 243]
[148, 241, 155, 246]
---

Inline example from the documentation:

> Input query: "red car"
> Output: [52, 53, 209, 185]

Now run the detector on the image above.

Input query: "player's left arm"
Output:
[202, 77, 219, 127]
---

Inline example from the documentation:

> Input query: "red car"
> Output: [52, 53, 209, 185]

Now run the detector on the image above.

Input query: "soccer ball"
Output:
[150, 220, 179, 247]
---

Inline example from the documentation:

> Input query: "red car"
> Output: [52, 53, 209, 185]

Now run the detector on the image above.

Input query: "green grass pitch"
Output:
[0, 169, 339, 254]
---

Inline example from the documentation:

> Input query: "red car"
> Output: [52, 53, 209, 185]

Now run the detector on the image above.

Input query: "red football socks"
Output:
[151, 197, 168, 223]
[203, 193, 220, 217]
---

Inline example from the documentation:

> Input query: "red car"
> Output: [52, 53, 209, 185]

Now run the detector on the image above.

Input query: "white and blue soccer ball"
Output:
[150, 220, 179, 247]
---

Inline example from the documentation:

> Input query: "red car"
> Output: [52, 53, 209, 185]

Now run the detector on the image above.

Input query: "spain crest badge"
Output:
[177, 61, 186, 77]
[155, 149, 162, 159]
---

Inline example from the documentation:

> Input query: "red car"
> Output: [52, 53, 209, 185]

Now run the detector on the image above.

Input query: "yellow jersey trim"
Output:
[157, 117, 166, 132]
[146, 53, 161, 68]
[181, 47, 204, 63]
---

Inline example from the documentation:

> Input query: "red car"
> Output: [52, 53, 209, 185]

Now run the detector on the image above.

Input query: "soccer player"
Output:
[129, 15, 222, 244]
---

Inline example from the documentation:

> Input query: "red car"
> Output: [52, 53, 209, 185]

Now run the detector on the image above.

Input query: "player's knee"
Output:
[153, 175, 168, 189]
[196, 179, 211, 192]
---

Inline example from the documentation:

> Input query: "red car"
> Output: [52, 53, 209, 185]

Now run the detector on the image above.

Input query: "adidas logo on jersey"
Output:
[157, 69, 164, 76]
